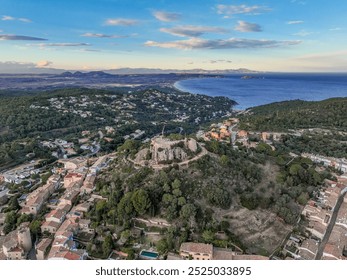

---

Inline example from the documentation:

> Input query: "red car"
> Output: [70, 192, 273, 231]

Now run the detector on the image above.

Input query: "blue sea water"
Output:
[174, 73, 347, 110]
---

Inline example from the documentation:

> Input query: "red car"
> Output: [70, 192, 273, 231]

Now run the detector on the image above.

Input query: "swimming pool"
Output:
[139, 250, 159, 259]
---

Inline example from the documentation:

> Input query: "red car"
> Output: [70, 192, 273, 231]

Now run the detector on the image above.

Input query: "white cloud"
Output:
[235, 21, 262, 32]
[81, 33, 127, 38]
[78, 48, 101, 52]
[293, 30, 314, 37]
[153, 11, 181, 22]
[2, 15, 14, 21]
[204, 59, 233, 64]
[329, 27, 342, 31]
[145, 37, 301, 50]
[217, 5, 270, 16]
[105, 18, 138, 26]
[18, 18, 31, 23]
[160, 25, 228, 37]
[291, 0, 306, 5]
[1, 15, 32, 22]
[287, 20, 304, 25]
[0, 34, 46, 41]
[36, 60, 53, 67]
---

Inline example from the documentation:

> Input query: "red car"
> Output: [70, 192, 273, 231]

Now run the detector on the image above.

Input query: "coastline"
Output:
[172, 74, 347, 110]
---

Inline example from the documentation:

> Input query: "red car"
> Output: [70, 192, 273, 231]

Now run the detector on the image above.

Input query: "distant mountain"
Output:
[104, 68, 261, 75]
[0, 63, 261, 75]
[56, 71, 116, 78]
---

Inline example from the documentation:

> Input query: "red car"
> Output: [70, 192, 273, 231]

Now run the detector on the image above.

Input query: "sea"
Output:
[174, 73, 347, 110]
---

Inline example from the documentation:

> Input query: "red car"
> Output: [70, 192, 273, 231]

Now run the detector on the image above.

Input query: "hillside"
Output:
[240, 98, 347, 132]
[88, 139, 328, 256]
[0, 88, 235, 170]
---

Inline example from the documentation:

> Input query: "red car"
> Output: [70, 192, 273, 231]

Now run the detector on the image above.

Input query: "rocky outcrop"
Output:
[187, 138, 198, 152]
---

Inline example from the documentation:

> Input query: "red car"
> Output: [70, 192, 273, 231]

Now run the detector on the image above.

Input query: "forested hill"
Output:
[240, 98, 347, 131]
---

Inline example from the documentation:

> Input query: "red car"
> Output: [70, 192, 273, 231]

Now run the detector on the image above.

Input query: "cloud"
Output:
[287, 20, 304, 25]
[160, 25, 228, 37]
[105, 18, 138, 26]
[31, 43, 90, 47]
[78, 48, 101, 52]
[204, 59, 233, 64]
[329, 27, 342, 31]
[291, 0, 306, 5]
[153, 11, 181, 22]
[1, 15, 32, 22]
[36, 60, 53, 67]
[0, 34, 47, 41]
[293, 30, 314, 37]
[145, 37, 301, 50]
[217, 5, 270, 16]
[235, 21, 262, 32]
[81, 33, 127, 38]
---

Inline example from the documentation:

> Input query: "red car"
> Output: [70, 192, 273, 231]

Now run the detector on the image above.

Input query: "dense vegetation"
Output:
[84, 139, 328, 256]
[240, 98, 347, 131]
[239, 98, 347, 158]
[0, 88, 235, 170]
[277, 133, 347, 158]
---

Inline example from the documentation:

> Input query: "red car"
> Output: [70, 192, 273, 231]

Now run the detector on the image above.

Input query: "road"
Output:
[315, 187, 347, 259]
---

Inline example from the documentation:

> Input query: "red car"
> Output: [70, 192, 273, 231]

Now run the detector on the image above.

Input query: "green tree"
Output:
[171, 179, 181, 190]
[202, 230, 215, 243]
[180, 203, 196, 220]
[4, 211, 18, 234]
[102, 234, 114, 257]
[297, 192, 309, 205]
[156, 238, 169, 255]
[8, 195, 20, 211]
[29, 220, 42, 236]
[117, 192, 135, 222]
[131, 189, 151, 215]
[220, 155, 229, 166]
[16, 213, 32, 226]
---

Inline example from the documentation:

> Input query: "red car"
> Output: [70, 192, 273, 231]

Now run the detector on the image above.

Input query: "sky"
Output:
[0, 0, 347, 72]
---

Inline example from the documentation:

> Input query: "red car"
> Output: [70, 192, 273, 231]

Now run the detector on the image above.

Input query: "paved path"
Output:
[315, 187, 347, 259]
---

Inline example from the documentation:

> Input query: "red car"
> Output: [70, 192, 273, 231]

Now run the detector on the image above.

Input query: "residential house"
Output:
[36, 238, 53, 260]
[64, 172, 84, 189]
[81, 174, 96, 194]
[41, 221, 61, 234]
[46, 208, 67, 224]
[60, 189, 80, 206]
[180, 242, 213, 260]
[2, 222, 32, 260]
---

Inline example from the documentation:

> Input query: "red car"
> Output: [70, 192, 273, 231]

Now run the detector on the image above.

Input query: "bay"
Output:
[174, 73, 347, 110]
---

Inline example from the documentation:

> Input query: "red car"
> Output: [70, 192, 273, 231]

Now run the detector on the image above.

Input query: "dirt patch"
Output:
[218, 207, 292, 255]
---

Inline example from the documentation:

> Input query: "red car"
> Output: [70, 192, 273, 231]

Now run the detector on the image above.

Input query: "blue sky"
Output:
[0, 0, 347, 72]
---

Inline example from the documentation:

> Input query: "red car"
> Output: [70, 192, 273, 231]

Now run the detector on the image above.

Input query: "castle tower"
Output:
[17, 222, 32, 252]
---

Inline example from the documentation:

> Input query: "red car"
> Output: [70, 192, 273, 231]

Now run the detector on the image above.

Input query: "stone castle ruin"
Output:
[134, 136, 199, 165]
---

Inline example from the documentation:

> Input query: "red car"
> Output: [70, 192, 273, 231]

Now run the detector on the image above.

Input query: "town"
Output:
[1, 114, 346, 260]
